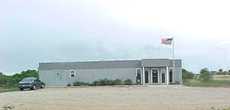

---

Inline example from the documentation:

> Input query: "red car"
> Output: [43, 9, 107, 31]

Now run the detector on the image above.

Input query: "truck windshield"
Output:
[22, 78, 36, 82]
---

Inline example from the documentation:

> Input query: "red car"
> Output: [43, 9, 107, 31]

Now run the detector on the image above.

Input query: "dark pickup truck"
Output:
[18, 77, 45, 91]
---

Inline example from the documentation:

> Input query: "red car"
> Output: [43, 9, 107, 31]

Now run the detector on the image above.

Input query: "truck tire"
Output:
[31, 85, 36, 90]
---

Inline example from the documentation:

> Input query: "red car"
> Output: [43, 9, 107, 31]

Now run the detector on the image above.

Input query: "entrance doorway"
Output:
[152, 69, 158, 83]
[162, 73, 165, 83]
[144, 71, 149, 83]
[169, 69, 173, 83]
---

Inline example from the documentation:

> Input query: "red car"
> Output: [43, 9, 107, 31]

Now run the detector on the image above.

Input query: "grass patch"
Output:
[210, 107, 230, 110]
[212, 75, 230, 80]
[0, 87, 18, 93]
[184, 79, 230, 87]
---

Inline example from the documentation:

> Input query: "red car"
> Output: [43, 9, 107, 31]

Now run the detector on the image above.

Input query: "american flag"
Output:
[161, 38, 173, 45]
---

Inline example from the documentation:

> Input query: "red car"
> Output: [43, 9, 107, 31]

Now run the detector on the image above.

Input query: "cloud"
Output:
[1, 0, 230, 74]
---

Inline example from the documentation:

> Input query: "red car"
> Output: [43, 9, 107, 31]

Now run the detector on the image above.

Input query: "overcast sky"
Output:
[1, 0, 230, 74]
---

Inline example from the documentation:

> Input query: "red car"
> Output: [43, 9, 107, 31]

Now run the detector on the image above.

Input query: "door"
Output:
[169, 69, 173, 83]
[144, 71, 149, 83]
[162, 73, 165, 83]
[152, 69, 158, 83]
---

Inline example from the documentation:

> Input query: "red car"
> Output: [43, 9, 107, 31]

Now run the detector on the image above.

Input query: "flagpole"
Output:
[161, 37, 175, 84]
[172, 37, 175, 84]
[172, 37, 175, 59]
[161, 37, 175, 85]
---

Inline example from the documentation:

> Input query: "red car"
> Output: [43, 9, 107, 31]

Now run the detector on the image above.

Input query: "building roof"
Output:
[39, 60, 141, 70]
[39, 59, 182, 70]
[141, 59, 182, 67]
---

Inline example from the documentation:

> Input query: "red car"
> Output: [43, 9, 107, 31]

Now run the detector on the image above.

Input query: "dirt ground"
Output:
[0, 86, 230, 110]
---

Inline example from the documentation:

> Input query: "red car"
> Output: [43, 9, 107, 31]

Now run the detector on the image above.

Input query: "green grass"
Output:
[210, 107, 230, 110]
[184, 79, 230, 87]
[212, 75, 230, 80]
[0, 87, 18, 93]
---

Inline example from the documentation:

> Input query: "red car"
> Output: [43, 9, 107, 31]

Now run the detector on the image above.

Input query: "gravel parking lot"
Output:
[1, 86, 230, 110]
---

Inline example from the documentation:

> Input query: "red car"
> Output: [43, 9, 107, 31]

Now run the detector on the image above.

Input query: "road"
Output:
[0, 86, 230, 110]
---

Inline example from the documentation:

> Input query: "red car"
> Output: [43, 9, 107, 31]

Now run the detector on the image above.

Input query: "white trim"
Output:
[166, 66, 169, 85]
[142, 67, 145, 85]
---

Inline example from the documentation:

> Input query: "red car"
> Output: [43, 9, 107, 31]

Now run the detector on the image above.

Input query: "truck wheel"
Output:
[20, 88, 24, 91]
[41, 85, 45, 89]
[31, 85, 36, 90]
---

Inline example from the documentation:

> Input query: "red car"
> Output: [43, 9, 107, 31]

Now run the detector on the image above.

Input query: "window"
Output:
[71, 74, 75, 77]
[70, 71, 77, 78]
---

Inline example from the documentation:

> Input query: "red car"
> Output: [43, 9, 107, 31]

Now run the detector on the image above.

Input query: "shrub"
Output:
[92, 79, 110, 86]
[199, 68, 210, 82]
[73, 81, 89, 86]
[92, 79, 124, 86]
[97, 79, 107, 86]
[124, 79, 133, 85]
[182, 69, 194, 80]
[92, 79, 133, 86]
[103, 79, 113, 85]
[67, 83, 71, 87]
[112, 79, 123, 85]
[92, 80, 99, 86]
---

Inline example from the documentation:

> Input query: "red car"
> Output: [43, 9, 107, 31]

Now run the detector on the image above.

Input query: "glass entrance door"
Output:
[145, 71, 149, 84]
[162, 73, 165, 83]
[152, 69, 158, 83]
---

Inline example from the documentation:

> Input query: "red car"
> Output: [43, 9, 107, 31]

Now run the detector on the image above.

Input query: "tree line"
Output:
[183, 68, 230, 82]
[211, 69, 230, 75]
[0, 70, 38, 88]
[0, 67, 228, 88]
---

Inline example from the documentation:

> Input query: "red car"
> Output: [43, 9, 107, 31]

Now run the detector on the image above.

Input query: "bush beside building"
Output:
[72, 79, 133, 86]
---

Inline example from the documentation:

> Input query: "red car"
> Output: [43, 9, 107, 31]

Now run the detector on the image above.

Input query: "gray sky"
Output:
[1, 0, 230, 74]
